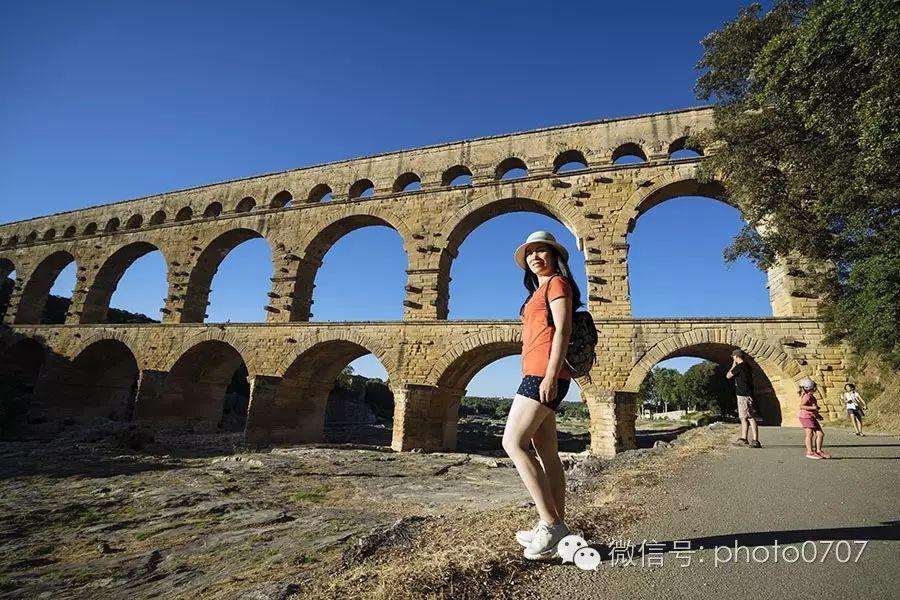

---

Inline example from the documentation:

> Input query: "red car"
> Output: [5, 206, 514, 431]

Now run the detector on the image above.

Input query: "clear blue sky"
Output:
[1, 0, 772, 401]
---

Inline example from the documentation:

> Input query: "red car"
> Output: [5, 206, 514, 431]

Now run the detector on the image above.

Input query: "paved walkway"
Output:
[538, 426, 900, 600]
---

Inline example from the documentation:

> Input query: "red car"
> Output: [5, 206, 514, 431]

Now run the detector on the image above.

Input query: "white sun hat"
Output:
[514, 231, 569, 270]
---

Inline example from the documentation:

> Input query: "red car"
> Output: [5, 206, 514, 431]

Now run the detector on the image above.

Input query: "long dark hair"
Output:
[518, 246, 584, 316]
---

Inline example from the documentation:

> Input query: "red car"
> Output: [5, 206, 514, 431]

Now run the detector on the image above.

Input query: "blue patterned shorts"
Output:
[516, 375, 571, 411]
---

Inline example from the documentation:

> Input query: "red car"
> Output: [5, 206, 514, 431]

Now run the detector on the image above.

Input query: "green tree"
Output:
[336, 364, 355, 389]
[695, 0, 900, 365]
[678, 362, 719, 411]
[652, 367, 682, 412]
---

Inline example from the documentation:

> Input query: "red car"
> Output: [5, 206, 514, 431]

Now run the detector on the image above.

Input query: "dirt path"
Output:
[536, 427, 900, 600]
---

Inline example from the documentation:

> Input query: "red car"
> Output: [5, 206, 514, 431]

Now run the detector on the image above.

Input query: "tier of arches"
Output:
[0, 137, 703, 250]
[0, 320, 806, 455]
[2, 173, 775, 326]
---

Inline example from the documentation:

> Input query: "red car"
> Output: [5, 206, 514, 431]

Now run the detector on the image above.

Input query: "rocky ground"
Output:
[0, 417, 711, 599]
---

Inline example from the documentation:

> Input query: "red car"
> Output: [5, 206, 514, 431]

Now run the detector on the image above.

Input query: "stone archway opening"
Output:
[82, 242, 167, 323]
[627, 184, 771, 318]
[630, 342, 793, 428]
[246, 341, 394, 447]
[181, 228, 273, 323]
[432, 343, 586, 455]
[0, 259, 16, 320]
[297, 216, 407, 322]
[15, 251, 76, 324]
[445, 202, 587, 320]
[0, 338, 45, 431]
[140, 340, 247, 432]
[51, 339, 139, 422]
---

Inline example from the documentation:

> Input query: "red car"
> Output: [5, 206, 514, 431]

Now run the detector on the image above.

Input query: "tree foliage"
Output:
[694, 0, 900, 365]
[639, 362, 733, 413]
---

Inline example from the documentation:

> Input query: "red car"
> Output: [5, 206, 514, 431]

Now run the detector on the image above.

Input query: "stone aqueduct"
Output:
[0, 106, 848, 456]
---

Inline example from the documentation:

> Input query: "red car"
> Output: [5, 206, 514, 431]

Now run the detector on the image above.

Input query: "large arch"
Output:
[247, 333, 397, 445]
[436, 191, 589, 319]
[624, 329, 804, 425]
[0, 337, 46, 427]
[180, 228, 269, 323]
[51, 339, 139, 421]
[139, 339, 247, 431]
[290, 209, 412, 321]
[81, 242, 168, 323]
[614, 173, 729, 238]
[14, 251, 76, 324]
[0, 258, 15, 319]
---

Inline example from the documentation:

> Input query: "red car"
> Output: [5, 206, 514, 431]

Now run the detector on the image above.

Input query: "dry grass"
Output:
[295, 425, 733, 600]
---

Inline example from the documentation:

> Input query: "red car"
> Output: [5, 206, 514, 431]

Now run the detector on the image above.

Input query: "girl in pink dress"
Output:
[798, 379, 830, 459]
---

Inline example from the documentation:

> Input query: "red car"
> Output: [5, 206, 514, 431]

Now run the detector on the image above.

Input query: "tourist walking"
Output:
[503, 231, 583, 561]
[726, 349, 761, 448]
[842, 383, 866, 436]
[799, 378, 831, 459]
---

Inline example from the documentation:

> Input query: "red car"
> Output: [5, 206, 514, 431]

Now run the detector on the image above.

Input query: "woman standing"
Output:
[842, 383, 866, 436]
[502, 230, 583, 561]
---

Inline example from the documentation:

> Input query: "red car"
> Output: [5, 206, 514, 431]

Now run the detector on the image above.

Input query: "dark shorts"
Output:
[847, 408, 863, 419]
[517, 375, 571, 411]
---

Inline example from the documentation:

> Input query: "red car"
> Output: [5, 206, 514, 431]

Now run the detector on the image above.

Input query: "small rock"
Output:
[235, 581, 301, 600]
[653, 440, 671, 449]
[98, 541, 113, 554]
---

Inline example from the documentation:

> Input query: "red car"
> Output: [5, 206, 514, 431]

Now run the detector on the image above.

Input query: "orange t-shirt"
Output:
[521, 276, 572, 379]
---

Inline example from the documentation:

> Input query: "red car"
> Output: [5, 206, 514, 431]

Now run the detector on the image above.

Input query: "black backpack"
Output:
[543, 275, 598, 381]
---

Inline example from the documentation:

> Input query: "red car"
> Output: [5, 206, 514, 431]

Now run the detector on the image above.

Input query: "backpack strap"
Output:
[543, 274, 560, 328]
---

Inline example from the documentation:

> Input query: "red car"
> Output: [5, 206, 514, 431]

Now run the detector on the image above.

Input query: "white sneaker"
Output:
[515, 522, 540, 548]
[524, 521, 570, 561]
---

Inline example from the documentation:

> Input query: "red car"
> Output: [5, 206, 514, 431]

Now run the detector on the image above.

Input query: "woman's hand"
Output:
[539, 376, 557, 406]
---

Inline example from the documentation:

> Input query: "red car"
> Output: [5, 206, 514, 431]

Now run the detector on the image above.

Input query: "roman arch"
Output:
[0, 106, 847, 456]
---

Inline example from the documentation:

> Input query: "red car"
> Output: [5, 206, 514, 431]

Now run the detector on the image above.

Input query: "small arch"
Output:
[175, 207, 193, 222]
[83, 223, 98, 236]
[43, 229, 56, 241]
[349, 179, 375, 199]
[496, 157, 528, 180]
[611, 142, 648, 165]
[25, 231, 38, 244]
[308, 184, 333, 203]
[668, 137, 704, 159]
[442, 165, 473, 187]
[5, 235, 19, 248]
[149, 210, 167, 225]
[63, 225, 77, 238]
[270, 190, 292, 209]
[393, 172, 421, 193]
[126, 214, 143, 229]
[235, 197, 257, 213]
[203, 202, 223, 218]
[0, 260, 16, 318]
[554, 150, 589, 173]
[105, 218, 120, 233]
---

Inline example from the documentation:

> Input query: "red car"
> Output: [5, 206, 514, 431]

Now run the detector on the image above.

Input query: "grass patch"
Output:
[290, 485, 330, 505]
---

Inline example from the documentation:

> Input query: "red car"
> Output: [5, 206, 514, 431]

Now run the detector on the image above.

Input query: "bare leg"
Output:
[748, 418, 759, 443]
[854, 415, 863, 435]
[503, 395, 559, 524]
[804, 429, 814, 454]
[740, 417, 749, 440]
[815, 430, 825, 452]
[531, 410, 565, 521]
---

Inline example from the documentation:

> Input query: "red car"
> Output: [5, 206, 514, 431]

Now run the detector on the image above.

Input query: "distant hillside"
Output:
[1, 277, 158, 324]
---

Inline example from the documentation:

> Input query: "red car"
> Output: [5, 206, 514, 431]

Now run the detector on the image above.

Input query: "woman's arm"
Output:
[539, 295, 572, 404]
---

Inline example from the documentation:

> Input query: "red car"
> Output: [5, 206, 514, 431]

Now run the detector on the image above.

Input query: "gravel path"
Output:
[537, 426, 900, 600]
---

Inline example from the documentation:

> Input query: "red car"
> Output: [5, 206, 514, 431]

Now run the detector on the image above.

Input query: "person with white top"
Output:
[842, 383, 866, 436]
